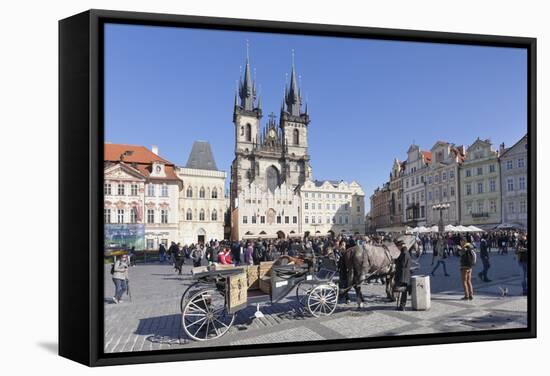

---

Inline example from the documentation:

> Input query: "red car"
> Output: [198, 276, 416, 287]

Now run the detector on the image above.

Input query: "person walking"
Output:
[111, 254, 129, 304]
[174, 244, 185, 275]
[478, 235, 491, 282]
[431, 235, 450, 277]
[394, 244, 412, 311]
[158, 243, 166, 263]
[457, 239, 476, 300]
[191, 245, 203, 267]
[517, 235, 528, 296]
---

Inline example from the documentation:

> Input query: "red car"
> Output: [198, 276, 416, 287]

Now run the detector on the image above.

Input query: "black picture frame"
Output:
[59, 9, 537, 367]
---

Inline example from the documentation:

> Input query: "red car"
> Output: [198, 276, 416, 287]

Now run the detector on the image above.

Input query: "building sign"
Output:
[105, 224, 145, 250]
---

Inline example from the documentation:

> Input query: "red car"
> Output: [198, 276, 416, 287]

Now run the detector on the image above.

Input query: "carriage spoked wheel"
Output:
[306, 284, 338, 317]
[182, 288, 235, 341]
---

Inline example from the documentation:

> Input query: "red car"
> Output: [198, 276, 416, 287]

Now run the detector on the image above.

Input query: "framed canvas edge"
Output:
[58, 8, 537, 367]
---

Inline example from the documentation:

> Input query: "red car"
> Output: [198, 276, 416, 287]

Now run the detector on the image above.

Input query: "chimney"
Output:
[152, 145, 159, 155]
[499, 142, 505, 155]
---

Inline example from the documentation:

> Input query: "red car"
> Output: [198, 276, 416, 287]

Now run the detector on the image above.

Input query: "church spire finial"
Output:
[238, 41, 257, 112]
[285, 49, 302, 116]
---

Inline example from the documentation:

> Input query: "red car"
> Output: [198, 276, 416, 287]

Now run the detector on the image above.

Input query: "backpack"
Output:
[110, 262, 115, 275]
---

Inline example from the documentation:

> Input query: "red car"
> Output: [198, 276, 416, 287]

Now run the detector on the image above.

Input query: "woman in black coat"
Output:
[394, 245, 411, 311]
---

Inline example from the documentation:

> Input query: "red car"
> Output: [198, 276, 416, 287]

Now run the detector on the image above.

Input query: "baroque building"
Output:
[499, 135, 528, 229]
[177, 141, 227, 245]
[459, 138, 501, 228]
[425, 141, 465, 226]
[369, 183, 391, 231]
[104, 144, 182, 250]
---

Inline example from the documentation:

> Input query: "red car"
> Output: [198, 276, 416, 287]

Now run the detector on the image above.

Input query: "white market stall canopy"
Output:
[466, 225, 486, 232]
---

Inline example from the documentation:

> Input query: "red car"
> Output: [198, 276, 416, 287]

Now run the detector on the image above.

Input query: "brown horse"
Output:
[339, 234, 418, 307]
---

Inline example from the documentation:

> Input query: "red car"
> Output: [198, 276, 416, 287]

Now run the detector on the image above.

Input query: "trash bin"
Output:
[410, 275, 431, 311]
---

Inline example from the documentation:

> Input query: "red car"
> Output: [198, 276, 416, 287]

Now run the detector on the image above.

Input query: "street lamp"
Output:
[432, 203, 450, 233]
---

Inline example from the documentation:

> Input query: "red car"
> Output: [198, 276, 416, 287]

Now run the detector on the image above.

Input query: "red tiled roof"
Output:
[104, 143, 181, 182]
[422, 151, 432, 163]
[104, 144, 172, 165]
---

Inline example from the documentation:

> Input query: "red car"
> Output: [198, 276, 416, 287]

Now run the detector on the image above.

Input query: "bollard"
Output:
[411, 275, 431, 310]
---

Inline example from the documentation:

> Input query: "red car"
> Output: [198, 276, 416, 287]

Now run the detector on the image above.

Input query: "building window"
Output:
[416, 176, 419, 185]
[161, 184, 168, 197]
[117, 209, 124, 223]
[212, 188, 218, 199]
[477, 182, 483, 194]
[197, 187, 204, 198]
[344, 203, 349, 210]
[285, 216, 289, 224]
[449, 170, 455, 179]
[489, 179, 496, 192]
[406, 194, 410, 205]
[326, 216, 331, 224]
[466, 169, 471, 177]
[519, 176, 526, 190]
[442, 172, 447, 181]
[305, 216, 309, 224]
[186, 209, 192, 221]
[477, 167, 483, 176]
[104, 208, 111, 223]
[147, 184, 155, 197]
[520, 200, 527, 213]
[477, 201, 484, 213]
[406, 180, 409, 188]
[338, 216, 343, 224]
[246, 124, 251, 142]
[466, 184, 472, 196]
[161, 209, 168, 224]
[305, 192, 308, 198]
[277, 216, 281, 224]
[147, 209, 155, 224]
[450, 187, 455, 196]
[104, 183, 112, 195]
[344, 216, 348, 224]
[518, 158, 525, 168]
[356, 206, 360, 212]
[146, 239, 154, 250]
[251, 215, 256, 224]
[293, 129, 299, 145]
[312, 216, 317, 224]
[466, 202, 472, 214]
[242, 216, 247, 224]
[293, 216, 297, 224]
[257, 215, 263, 224]
[428, 191, 432, 201]
[312, 203, 315, 210]
[490, 200, 496, 213]
[489, 164, 496, 173]
[118, 184, 125, 196]
[506, 160, 513, 170]
[327, 204, 330, 210]
[508, 201, 515, 213]
[186, 186, 192, 198]
[131, 184, 138, 196]
[130, 208, 137, 223]
[443, 188, 447, 198]
[199, 209, 205, 221]
[507, 178, 514, 192]
[211, 210, 218, 221]
[305, 203, 309, 210]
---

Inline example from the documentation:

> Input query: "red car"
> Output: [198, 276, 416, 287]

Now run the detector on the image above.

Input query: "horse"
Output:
[339, 234, 419, 307]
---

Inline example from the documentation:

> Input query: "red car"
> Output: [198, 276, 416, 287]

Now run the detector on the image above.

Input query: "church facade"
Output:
[229, 53, 364, 240]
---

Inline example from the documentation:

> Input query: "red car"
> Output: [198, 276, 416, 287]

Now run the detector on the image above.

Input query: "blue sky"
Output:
[104, 23, 527, 212]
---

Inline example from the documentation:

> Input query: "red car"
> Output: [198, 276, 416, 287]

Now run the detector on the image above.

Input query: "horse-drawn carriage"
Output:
[179, 257, 339, 341]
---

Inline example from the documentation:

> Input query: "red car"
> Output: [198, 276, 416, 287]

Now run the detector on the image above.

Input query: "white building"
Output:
[402, 144, 432, 226]
[177, 141, 227, 245]
[301, 180, 365, 237]
[499, 135, 528, 229]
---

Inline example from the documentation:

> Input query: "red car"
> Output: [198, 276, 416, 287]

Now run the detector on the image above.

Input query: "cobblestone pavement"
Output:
[104, 250, 528, 353]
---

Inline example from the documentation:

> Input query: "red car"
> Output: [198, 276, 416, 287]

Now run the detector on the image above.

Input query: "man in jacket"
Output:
[478, 236, 491, 282]
[112, 254, 129, 304]
[457, 240, 476, 300]
[394, 244, 411, 311]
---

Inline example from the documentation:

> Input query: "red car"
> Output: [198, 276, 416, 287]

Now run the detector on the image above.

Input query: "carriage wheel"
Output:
[306, 284, 338, 317]
[182, 288, 235, 341]
[295, 281, 312, 307]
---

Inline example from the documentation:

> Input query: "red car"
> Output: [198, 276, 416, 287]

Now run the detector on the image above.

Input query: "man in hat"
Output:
[394, 243, 411, 311]
[457, 239, 476, 300]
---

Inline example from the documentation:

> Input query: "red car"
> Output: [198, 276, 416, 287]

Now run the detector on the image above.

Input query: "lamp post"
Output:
[432, 203, 450, 234]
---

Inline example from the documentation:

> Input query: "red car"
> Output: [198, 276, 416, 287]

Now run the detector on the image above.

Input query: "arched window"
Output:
[265, 166, 280, 192]
[186, 186, 193, 198]
[199, 187, 205, 198]
[246, 123, 252, 142]
[186, 209, 192, 220]
[293, 129, 299, 145]
[199, 209, 205, 221]
[211, 187, 218, 199]
[211, 209, 218, 221]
